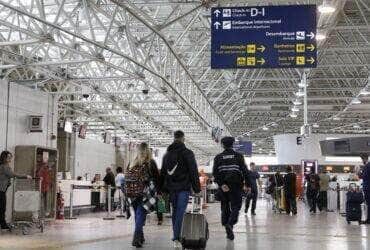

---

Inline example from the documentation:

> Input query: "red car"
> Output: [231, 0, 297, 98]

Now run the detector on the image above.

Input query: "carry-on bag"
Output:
[346, 186, 364, 224]
[157, 197, 167, 214]
[180, 196, 209, 250]
[361, 203, 368, 222]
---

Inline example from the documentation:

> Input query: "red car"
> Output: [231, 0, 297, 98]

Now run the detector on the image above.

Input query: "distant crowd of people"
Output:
[1, 130, 370, 249]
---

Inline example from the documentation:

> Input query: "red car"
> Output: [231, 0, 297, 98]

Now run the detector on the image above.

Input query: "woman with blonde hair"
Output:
[125, 142, 159, 248]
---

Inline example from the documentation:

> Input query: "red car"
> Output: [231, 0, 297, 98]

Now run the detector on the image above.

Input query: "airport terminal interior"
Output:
[0, 0, 370, 249]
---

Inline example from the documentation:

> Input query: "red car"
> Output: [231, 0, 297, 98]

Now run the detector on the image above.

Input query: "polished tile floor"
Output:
[0, 200, 369, 250]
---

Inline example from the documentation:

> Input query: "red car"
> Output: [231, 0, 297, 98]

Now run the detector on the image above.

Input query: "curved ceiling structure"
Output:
[0, 0, 369, 160]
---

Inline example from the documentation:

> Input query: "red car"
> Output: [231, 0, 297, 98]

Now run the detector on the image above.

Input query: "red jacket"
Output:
[37, 165, 51, 193]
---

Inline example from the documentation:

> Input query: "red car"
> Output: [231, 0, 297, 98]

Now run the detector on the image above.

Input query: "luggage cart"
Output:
[10, 178, 44, 235]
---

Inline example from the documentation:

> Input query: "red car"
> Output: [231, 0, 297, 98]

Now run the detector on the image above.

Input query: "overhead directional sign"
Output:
[211, 5, 317, 69]
[233, 141, 252, 156]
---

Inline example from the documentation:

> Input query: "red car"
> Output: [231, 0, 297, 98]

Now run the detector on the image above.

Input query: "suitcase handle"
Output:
[191, 196, 203, 214]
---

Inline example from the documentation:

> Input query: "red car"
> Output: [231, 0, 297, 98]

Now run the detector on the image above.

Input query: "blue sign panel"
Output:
[211, 5, 317, 69]
[233, 141, 252, 156]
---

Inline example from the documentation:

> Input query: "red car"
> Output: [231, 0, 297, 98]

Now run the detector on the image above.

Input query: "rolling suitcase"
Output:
[346, 190, 364, 224]
[361, 203, 368, 222]
[180, 196, 209, 250]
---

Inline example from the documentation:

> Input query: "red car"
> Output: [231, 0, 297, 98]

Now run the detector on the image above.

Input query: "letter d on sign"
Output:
[251, 8, 265, 17]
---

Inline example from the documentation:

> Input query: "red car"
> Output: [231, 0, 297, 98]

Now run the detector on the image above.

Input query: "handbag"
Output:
[157, 197, 167, 213]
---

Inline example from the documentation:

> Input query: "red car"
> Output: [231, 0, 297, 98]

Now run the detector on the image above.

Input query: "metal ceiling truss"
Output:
[0, 0, 369, 158]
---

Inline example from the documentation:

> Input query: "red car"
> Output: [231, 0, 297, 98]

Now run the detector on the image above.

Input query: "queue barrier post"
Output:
[103, 185, 115, 220]
[66, 184, 77, 220]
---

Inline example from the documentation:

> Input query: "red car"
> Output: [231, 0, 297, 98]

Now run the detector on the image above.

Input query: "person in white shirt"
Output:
[115, 166, 125, 192]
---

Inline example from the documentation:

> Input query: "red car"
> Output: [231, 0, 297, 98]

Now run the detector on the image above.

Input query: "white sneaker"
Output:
[174, 240, 182, 248]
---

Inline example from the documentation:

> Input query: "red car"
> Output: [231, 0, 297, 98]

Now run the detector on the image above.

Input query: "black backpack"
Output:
[163, 150, 188, 191]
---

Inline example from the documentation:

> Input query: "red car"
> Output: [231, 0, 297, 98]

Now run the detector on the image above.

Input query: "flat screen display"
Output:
[334, 140, 350, 152]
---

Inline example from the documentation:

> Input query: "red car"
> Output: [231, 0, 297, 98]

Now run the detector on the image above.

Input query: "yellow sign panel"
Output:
[247, 57, 256, 66]
[237, 57, 246, 66]
[247, 44, 256, 54]
[296, 56, 305, 65]
[296, 44, 305, 53]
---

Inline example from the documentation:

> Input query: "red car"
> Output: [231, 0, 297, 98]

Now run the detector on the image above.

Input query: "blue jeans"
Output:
[132, 201, 147, 235]
[170, 191, 190, 241]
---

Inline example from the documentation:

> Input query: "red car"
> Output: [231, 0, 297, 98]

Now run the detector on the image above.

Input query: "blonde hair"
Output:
[131, 142, 152, 169]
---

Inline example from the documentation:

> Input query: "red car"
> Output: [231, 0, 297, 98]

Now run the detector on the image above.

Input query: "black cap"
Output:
[221, 136, 235, 148]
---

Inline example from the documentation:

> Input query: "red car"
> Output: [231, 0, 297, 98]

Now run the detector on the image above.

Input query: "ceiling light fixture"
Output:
[295, 90, 305, 97]
[293, 99, 302, 106]
[353, 124, 361, 129]
[360, 89, 370, 96]
[316, 33, 327, 41]
[290, 113, 298, 118]
[313, 123, 320, 128]
[351, 97, 362, 105]
[262, 126, 269, 131]
[318, 1, 336, 14]
[298, 80, 307, 88]
[333, 117, 341, 121]
[291, 106, 300, 112]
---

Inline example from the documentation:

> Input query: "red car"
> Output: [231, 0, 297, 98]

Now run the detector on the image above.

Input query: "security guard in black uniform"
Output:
[213, 137, 251, 240]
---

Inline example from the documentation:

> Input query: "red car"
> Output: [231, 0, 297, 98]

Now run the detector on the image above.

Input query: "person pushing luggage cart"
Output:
[0, 151, 32, 231]
[213, 136, 251, 240]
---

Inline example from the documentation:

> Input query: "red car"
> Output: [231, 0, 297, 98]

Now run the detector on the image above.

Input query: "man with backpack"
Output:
[307, 167, 320, 214]
[160, 130, 201, 248]
[213, 137, 251, 240]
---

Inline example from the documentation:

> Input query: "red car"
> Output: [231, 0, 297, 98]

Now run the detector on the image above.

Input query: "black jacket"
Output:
[103, 172, 116, 187]
[213, 149, 251, 190]
[160, 142, 201, 194]
[284, 172, 297, 197]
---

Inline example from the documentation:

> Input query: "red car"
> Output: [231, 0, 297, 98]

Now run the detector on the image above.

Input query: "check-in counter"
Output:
[59, 180, 107, 208]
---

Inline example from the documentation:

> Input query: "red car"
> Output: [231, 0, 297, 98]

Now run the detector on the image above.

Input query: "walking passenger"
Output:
[318, 170, 330, 211]
[159, 130, 201, 248]
[360, 153, 370, 224]
[307, 167, 320, 214]
[115, 166, 125, 192]
[0, 151, 32, 229]
[284, 166, 297, 215]
[103, 167, 116, 211]
[125, 142, 160, 248]
[213, 137, 251, 240]
[245, 162, 259, 215]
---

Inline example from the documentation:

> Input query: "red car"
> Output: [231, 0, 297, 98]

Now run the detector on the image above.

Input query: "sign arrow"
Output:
[307, 44, 315, 51]
[214, 9, 221, 17]
[307, 57, 315, 64]
[257, 45, 266, 53]
[257, 58, 265, 65]
[306, 32, 315, 39]
[214, 22, 221, 29]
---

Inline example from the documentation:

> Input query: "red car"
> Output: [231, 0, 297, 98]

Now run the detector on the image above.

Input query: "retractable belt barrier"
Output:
[66, 184, 123, 220]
